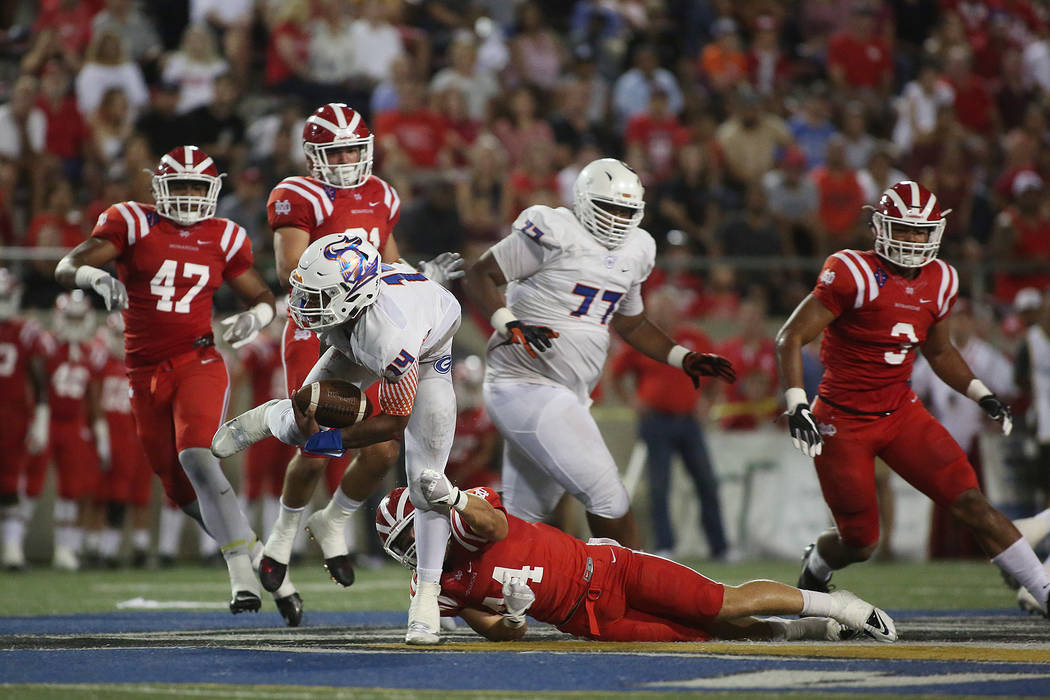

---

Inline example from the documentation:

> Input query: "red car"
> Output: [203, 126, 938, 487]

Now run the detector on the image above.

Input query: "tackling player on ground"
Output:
[213, 233, 462, 644]
[262, 103, 463, 588]
[376, 471, 897, 643]
[775, 180, 1050, 616]
[55, 145, 303, 624]
[464, 158, 735, 548]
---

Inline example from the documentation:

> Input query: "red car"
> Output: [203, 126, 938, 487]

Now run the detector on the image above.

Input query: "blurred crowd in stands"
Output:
[0, 0, 1047, 433]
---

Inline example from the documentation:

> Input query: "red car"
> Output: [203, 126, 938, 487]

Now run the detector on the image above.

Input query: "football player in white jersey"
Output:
[212, 233, 461, 645]
[464, 158, 737, 548]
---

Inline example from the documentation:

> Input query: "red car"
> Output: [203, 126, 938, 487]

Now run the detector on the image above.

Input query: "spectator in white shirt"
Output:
[0, 75, 46, 161]
[347, 0, 406, 86]
[430, 35, 500, 122]
[163, 24, 230, 115]
[75, 31, 149, 119]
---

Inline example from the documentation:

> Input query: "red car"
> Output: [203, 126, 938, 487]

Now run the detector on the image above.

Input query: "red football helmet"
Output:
[0, 268, 23, 321]
[151, 145, 223, 226]
[871, 180, 951, 268]
[302, 103, 373, 188]
[376, 487, 417, 569]
[54, 290, 95, 342]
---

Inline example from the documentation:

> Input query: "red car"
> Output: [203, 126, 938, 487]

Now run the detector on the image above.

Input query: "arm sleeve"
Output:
[90, 204, 132, 256]
[448, 487, 505, 553]
[811, 254, 858, 317]
[378, 360, 418, 416]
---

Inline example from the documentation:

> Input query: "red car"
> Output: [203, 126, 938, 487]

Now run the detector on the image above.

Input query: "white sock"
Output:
[292, 507, 310, 554]
[84, 531, 101, 556]
[178, 448, 257, 560]
[265, 501, 305, 564]
[227, 553, 258, 596]
[415, 508, 451, 584]
[321, 488, 362, 529]
[100, 528, 121, 558]
[992, 537, 1050, 612]
[54, 499, 77, 524]
[265, 399, 304, 445]
[344, 513, 358, 554]
[22, 497, 36, 523]
[806, 545, 834, 581]
[69, 527, 84, 553]
[2, 513, 25, 546]
[132, 529, 149, 551]
[799, 589, 834, 617]
[1016, 508, 1050, 547]
[158, 506, 185, 557]
[261, 497, 280, 540]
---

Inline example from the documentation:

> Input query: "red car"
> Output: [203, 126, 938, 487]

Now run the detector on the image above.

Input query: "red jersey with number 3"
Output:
[266, 174, 399, 254]
[424, 487, 592, 624]
[90, 201, 254, 369]
[813, 249, 959, 413]
[0, 319, 41, 417]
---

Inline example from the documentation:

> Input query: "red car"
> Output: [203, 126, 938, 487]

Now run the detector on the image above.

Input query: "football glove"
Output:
[978, 394, 1013, 436]
[420, 252, 465, 287]
[221, 310, 262, 349]
[502, 577, 535, 626]
[786, 403, 823, 457]
[503, 320, 558, 359]
[90, 274, 128, 312]
[419, 468, 468, 511]
[682, 352, 736, 387]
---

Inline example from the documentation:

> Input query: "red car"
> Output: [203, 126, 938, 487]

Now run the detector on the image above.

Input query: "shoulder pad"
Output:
[511, 205, 571, 250]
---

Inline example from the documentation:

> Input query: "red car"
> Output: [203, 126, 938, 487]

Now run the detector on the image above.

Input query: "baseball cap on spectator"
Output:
[1012, 170, 1044, 197]
[1014, 287, 1043, 312]
[712, 17, 738, 37]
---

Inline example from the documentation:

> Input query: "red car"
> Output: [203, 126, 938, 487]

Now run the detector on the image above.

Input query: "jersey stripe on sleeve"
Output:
[220, 222, 248, 263]
[126, 202, 150, 240]
[287, 177, 334, 215]
[450, 510, 489, 552]
[831, 252, 867, 308]
[842, 250, 879, 303]
[115, 203, 138, 245]
[934, 260, 959, 317]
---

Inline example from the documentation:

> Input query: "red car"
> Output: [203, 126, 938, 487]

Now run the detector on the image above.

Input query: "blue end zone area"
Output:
[3, 609, 1050, 696]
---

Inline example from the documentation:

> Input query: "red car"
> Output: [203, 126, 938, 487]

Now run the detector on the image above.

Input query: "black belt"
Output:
[817, 394, 895, 417]
[556, 556, 594, 627]
[193, 334, 215, 348]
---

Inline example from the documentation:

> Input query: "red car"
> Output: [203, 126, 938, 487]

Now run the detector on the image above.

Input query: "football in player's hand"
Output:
[293, 380, 373, 428]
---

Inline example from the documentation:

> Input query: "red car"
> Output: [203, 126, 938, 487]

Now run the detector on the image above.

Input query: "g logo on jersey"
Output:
[435, 355, 452, 374]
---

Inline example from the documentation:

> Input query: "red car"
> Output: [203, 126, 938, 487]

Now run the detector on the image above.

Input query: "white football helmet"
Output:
[289, 233, 382, 331]
[375, 487, 417, 569]
[54, 290, 96, 342]
[573, 158, 645, 249]
[0, 268, 23, 321]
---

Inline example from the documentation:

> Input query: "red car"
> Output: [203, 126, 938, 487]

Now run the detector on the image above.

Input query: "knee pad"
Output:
[581, 481, 631, 520]
[178, 448, 226, 488]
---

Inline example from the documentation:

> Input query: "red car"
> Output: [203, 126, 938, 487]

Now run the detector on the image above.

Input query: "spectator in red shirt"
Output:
[624, 89, 690, 184]
[264, 0, 312, 95]
[502, 139, 561, 222]
[811, 135, 865, 253]
[827, 5, 893, 96]
[609, 288, 729, 559]
[22, 0, 98, 74]
[990, 172, 1050, 303]
[715, 298, 778, 430]
[375, 80, 452, 172]
[36, 61, 87, 184]
[944, 46, 997, 135]
[490, 85, 555, 169]
[747, 14, 793, 97]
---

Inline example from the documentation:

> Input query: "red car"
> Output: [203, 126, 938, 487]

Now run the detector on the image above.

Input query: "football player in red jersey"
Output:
[39, 291, 108, 571]
[0, 270, 49, 570]
[776, 180, 1050, 616]
[261, 103, 463, 588]
[376, 473, 898, 643]
[55, 145, 303, 625]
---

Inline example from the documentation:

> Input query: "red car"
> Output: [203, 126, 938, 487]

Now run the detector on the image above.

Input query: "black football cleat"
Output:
[259, 555, 287, 593]
[323, 554, 356, 588]
[230, 590, 262, 614]
[275, 592, 304, 627]
[798, 543, 832, 593]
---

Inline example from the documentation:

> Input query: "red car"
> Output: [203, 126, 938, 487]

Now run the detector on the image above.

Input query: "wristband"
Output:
[491, 307, 517, 333]
[250, 302, 275, 328]
[785, 387, 809, 409]
[502, 615, 526, 629]
[303, 428, 346, 458]
[966, 379, 993, 403]
[74, 265, 109, 289]
[667, 345, 690, 369]
[451, 489, 470, 513]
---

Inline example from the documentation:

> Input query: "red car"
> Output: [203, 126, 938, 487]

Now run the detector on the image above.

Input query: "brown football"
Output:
[293, 379, 373, 429]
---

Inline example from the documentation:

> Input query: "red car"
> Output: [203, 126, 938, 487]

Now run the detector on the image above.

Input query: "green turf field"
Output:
[0, 558, 1019, 616]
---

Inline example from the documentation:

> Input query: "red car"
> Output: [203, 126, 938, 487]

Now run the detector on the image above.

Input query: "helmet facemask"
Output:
[376, 488, 418, 569]
[305, 138, 374, 189]
[152, 174, 222, 226]
[872, 211, 946, 268]
[572, 158, 646, 249]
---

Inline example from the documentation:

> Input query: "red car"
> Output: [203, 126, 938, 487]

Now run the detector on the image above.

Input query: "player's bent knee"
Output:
[582, 483, 631, 520]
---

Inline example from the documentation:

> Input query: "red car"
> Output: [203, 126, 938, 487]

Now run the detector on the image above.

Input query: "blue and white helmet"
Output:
[289, 233, 381, 330]
[572, 158, 645, 249]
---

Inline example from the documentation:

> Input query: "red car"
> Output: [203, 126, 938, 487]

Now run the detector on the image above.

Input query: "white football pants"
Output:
[483, 381, 630, 522]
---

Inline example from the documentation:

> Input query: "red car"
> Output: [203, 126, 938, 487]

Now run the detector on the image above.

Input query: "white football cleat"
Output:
[52, 545, 79, 571]
[1017, 586, 1050, 617]
[211, 399, 280, 458]
[830, 590, 897, 642]
[2, 539, 25, 570]
[405, 581, 442, 645]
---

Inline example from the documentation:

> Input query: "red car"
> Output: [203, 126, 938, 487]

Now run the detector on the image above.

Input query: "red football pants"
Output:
[0, 410, 29, 496]
[129, 347, 229, 509]
[812, 394, 977, 549]
[50, 419, 100, 500]
[102, 412, 154, 507]
[559, 546, 724, 641]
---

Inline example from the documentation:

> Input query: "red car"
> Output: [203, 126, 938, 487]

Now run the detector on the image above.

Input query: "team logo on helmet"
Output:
[322, 235, 378, 291]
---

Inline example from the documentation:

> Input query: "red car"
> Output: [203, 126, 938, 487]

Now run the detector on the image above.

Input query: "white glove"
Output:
[420, 252, 465, 287]
[502, 577, 535, 626]
[220, 303, 274, 349]
[93, 418, 111, 471]
[419, 468, 468, 511]
[75, 266, 128, 311]
[26, 404, 49, 455]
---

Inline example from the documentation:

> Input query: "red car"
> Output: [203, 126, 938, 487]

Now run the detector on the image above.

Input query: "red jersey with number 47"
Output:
[813, 249, 959, 413]
[266, 174, 399, 255]
[91, 202, 254, 369]
[424, 487, 591, 624]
